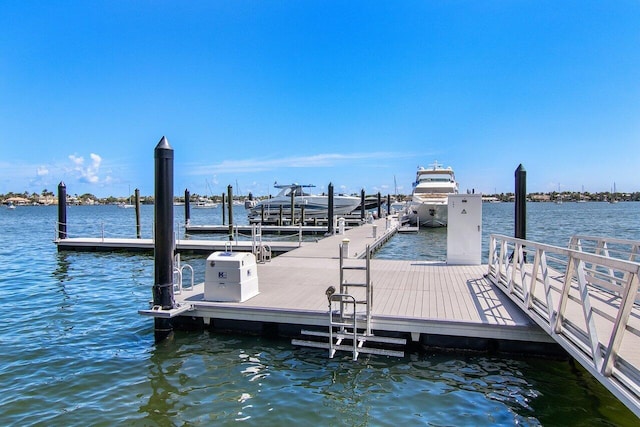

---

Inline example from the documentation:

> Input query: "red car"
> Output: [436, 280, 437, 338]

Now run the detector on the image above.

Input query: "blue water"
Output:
[0, 202, 638, 425]
[375, 201, 640, 263]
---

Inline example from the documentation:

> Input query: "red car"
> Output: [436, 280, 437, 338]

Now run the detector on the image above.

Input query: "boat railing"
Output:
[487, 233, 640, 415]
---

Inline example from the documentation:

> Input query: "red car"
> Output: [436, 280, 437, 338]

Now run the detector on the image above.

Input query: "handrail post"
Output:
[603, 271, 640, 376]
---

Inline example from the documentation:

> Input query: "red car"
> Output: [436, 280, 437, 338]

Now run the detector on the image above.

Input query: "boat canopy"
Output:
[274, 183, 316, 197]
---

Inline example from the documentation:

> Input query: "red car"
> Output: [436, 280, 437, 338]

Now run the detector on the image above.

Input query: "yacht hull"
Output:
[249, 196, 359, 218]
[407, 201, 448, 227]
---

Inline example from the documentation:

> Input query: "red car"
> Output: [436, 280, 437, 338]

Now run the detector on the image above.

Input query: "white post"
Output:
[341, 238, 350, 258]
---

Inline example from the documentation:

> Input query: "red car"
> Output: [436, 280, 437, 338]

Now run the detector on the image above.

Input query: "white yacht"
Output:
[192, 198, 218, 209]
[407, 161, 458, 227]
[249, 183, 361, 219]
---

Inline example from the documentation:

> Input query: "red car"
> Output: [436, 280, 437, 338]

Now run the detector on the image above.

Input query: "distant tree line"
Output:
[485, 191, 640, 202]
[2, 189, 640, 205]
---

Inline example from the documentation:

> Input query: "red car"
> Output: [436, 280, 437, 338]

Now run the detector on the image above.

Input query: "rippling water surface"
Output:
[0, 203, 638, 425]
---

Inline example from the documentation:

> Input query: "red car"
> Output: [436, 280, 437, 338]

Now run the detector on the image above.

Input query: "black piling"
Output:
[290, 188, 295, 224]
[328, 183, 334, 234]
[227, 185, 234, 241]
[377, 192, 382, 219]
[360, 189, 365, 220]
[387, 194, 391, 216]
[184, 189, 191, 226]
[135, 188, 141, 239]
[153, 136, 175, 342]
[221, 192, 226, 225]
[57, 181, 67, 239]
[515, 164, 526, 240]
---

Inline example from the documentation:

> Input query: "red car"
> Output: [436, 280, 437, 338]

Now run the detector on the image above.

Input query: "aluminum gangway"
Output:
[487, 234, 640, 418]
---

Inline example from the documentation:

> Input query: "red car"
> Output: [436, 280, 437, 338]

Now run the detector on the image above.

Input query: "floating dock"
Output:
[185, 224, 331, 235]
[55, 237, 302, 254]
[141, 216, 554, 351]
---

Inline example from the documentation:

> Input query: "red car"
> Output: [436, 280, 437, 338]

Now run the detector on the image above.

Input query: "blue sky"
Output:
[1, 1, 638, 198]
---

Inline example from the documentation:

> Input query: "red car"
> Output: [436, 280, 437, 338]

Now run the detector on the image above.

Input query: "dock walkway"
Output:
[161, 217, 553, 347]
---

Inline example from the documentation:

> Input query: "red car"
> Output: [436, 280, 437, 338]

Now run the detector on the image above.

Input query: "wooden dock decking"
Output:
[162, 217, 553, 346]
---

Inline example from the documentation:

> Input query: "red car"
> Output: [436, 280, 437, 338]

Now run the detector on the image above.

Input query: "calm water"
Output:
[1, 202, 638, 426]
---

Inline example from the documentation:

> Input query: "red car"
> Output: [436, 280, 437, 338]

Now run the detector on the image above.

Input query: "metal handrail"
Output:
[570, 235, 640, 264]
[487, 233, 640, 417]
[53, 219, 154, 240]
[172, 253, 194, 294]
[329, 293, 358, 360]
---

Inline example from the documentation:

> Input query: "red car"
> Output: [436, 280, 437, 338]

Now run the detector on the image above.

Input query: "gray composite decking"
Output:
[172, 217, 553, 344]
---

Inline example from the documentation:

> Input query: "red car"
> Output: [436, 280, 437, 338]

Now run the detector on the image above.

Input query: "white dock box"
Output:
[204, 252, 259, 302]
[447, 194, 483, 265]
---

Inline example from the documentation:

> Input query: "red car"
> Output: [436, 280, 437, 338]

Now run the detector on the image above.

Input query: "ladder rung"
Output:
[341, 266, 367, 271]
[342, 282, 367, 287]
[299, 330, 406, 345]
[292, 339, 404, 358]
[330, 321, 355, 327]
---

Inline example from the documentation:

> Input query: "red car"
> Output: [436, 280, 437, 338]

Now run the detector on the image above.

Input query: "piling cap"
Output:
[155, 136, 173, 158]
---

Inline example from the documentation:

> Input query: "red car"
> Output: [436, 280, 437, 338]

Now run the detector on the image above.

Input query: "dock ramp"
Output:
[487, 234, 640, 418]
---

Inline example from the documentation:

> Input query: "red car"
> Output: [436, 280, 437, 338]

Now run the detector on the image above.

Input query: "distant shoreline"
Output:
[3, 190, 640, 206]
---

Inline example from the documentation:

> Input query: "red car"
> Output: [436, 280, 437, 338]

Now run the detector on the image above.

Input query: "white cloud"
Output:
[189, 152, 410, 175]
[68, 152, 103, 184]
[90, 153, 102, 167]
[69, 154, 84, 166]
[37, 166, 49, 176]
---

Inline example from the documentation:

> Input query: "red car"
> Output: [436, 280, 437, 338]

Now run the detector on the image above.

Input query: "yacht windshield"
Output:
[418, 174, 452, 183]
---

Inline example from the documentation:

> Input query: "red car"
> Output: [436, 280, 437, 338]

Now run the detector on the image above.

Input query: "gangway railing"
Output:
[487, 233, 640, 417]
[569, 235, 640, 264]
[569, 235, 640, 303]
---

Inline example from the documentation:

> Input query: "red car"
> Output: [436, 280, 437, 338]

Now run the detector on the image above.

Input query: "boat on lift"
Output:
[248, 183, 360, 219]
[406, 161, 458, 227]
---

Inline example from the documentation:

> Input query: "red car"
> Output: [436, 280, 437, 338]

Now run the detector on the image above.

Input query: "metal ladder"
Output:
[252, 223, 272, 263]
[292, 244, 406, 360]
